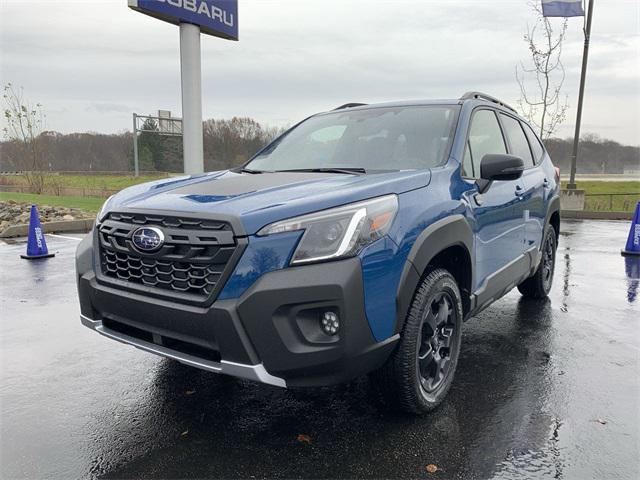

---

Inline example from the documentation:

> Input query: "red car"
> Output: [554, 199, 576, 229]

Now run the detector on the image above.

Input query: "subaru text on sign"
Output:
[128, 0, 238, 40]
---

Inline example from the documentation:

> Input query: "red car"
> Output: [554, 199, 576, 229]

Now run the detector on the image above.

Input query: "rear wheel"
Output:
[518, 227, 557, 299]
[373, 268, 463, 414]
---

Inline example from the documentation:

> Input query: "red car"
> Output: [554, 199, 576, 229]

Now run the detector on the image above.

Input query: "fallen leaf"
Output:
[185, 389, 196, 395]
[426, 464, 438, 474]
[296, 434, 312, 444]
[595, 418, 607, 425]
[180, 430, 189, 436]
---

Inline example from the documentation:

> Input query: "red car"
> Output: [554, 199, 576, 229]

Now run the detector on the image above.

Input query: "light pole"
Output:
[567, 0, 594, 189]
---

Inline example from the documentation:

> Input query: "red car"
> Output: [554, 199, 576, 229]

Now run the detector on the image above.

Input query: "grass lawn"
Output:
[561, 181, 640, 212]
[0, 192, 105, 213]
[1, 173, 169, 191]
[561, 181, 640, 194]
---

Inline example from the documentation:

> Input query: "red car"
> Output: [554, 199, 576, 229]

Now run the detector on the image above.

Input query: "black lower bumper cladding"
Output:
[76, 232, 398, 388]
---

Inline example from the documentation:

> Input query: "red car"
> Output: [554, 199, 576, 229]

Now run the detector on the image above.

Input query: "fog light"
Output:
[321, 311, 340, 336]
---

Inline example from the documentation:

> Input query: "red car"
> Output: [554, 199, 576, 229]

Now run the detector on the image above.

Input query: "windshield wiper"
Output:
[239, 167, 266, 174]
[276, 167, 366, 175]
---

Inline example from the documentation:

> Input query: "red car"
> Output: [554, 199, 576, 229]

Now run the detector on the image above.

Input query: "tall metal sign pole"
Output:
[567, 0, 594, 189]
[128, 0, 239, 175]
[179, 23, 204, 174]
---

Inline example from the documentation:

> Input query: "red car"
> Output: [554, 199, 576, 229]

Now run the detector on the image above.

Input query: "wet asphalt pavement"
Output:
[1, 220, 639, 480]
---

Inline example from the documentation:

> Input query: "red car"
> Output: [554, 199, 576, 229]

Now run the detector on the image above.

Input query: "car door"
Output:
[461, 109, 526, 294]
[498, 113, 544, 253]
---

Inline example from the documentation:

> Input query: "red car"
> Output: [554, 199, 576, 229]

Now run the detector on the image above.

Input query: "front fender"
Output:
[394, 214, 474, 334]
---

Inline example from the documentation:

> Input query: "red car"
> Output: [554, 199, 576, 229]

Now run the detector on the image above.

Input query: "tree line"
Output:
[1, 126, 637, 175]
[545, 134, 639, 174]
[2, 83, 637, 177]
[0, 116, 285, 173]
[0, 124, 640, 174]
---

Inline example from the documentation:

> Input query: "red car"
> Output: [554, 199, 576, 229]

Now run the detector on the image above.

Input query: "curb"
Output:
[561, 210, 632, 221]
[0, 218, 95, 238]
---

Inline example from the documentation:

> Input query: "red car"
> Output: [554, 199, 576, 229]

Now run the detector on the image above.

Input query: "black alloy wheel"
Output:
[518, 226, 557, 299]
[372, 268, 463, 414]
[417, 292, 458, 396]
[541, 231, 555, 292]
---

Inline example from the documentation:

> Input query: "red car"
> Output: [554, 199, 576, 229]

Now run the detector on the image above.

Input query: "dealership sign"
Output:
[128, 0, 238, 174]
[128, 0, 238, 40]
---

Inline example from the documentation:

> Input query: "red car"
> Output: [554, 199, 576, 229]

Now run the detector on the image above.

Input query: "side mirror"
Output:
[476, 154, 525, 193]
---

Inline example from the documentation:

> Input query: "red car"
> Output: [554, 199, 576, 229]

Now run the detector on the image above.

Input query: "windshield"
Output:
[246, 105, 459, 172]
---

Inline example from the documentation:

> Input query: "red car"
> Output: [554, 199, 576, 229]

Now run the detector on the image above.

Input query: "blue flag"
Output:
[541, 0, 585, 17]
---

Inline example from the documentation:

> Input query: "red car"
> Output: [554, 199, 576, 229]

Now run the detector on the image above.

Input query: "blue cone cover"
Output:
[624, 201, 640, 254]
[25, 204, 50, 257]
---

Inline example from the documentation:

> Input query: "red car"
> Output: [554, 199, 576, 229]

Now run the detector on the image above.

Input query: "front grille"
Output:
[98, 212, 239, 304]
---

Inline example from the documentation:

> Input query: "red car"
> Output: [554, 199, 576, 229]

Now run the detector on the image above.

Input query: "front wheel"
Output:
[372, 268, 463, 414]
[518, 227, 557, 299]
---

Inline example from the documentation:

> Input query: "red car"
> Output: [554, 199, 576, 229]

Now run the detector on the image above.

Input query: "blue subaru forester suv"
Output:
[77, 92, 560, 414]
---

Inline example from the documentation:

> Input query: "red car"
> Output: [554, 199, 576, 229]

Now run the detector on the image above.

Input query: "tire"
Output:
[372, 268, 463, 414]
[518, 227, 557, 299]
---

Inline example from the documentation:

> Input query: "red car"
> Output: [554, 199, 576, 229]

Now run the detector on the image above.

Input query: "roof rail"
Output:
[333, 103, 367, 110]
[460, 91, 517, 113]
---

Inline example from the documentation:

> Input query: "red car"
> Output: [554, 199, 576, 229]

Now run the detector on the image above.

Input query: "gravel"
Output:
[0, 200, 94, 233]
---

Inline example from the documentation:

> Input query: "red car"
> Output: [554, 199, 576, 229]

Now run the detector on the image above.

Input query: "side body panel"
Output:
[519, 167, 546, 251]
[464, 179, 526, 290]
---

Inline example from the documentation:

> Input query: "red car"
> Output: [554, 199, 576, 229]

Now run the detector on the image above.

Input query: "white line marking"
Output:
[45, 233, 83, 241]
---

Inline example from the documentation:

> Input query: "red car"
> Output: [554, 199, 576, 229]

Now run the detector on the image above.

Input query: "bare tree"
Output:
[2, 83, 47, 192]
[516, 1, 569, 140]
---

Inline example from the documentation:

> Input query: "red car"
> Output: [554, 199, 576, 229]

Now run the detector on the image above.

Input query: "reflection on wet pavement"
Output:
[1, 221, 638, 479]
[624, 257, 640, 303]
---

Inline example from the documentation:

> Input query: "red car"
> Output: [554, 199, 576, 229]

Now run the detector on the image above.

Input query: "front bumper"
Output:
[80, 313, 285, 386]
[77, 233, 398, 388]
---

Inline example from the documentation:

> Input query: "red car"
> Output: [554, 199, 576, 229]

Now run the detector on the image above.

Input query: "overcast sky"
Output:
[1, 0, 639, 145]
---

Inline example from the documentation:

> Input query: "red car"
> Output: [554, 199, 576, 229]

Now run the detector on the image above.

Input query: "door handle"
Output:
[515, 185, 524, 197]
[543, 178, 550, 188]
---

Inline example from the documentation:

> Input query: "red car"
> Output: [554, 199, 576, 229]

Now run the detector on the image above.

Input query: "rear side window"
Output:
[463, 109, 507, 179]
[499, 113, 534, 168]
[522, 122, 545, 164]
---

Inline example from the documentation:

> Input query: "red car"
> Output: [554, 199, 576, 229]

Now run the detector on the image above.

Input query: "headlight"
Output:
[96, 195, 114, 225]
[258, 195, 398, 265]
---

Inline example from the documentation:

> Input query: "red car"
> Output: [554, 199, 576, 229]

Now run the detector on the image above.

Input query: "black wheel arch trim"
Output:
[544, 195, 561, 242]
[531, 195, 560, 268]
[395, 214, 474, 335]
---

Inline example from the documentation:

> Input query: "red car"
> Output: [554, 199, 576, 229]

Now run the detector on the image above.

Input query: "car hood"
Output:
[105, 169, 430, 235]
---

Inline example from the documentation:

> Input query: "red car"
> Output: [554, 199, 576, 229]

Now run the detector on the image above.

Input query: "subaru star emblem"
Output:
[131, 227, 164, 252]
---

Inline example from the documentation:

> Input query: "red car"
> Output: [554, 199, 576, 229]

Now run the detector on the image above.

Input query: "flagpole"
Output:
[567, 0, 594, 189]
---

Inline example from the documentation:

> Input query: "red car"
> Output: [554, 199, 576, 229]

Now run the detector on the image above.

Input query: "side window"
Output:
[499, 114, 534, 168]
[464, 110, 507, 179]
[522, 122, 545, 164]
